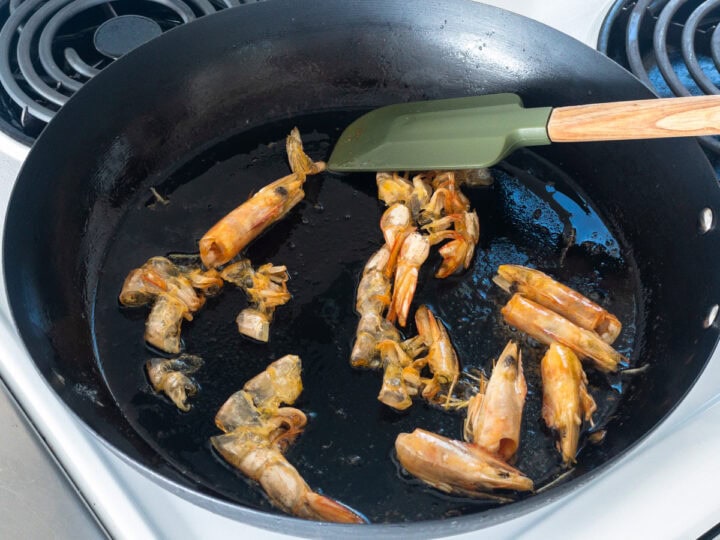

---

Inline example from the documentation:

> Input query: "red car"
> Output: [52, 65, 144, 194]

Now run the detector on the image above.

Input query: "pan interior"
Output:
[92, 112, 638, 523]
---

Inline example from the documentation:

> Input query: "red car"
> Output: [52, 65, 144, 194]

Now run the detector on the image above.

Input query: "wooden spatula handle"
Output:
[547, 95, 720, 142]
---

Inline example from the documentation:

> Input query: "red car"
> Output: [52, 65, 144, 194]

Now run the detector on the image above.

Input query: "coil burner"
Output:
[0, 0, 261, 144]
[599, 0, 720, 171]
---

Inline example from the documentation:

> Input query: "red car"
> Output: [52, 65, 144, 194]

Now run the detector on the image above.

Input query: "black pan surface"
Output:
[93, 116, 637, 521]
[5, 0, 720, 534]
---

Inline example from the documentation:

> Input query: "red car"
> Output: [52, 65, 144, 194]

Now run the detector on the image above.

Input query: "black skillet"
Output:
[5, 0, 720, 536]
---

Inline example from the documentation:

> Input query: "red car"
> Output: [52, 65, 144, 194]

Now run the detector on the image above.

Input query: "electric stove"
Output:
[1, 1, 720, 538]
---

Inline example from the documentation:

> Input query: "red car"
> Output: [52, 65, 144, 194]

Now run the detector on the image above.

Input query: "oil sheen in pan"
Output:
[92, 113, 638, 523]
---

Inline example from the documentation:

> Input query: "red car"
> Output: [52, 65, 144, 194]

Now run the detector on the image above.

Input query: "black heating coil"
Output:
[598, 0, 720, 155]
[0, 0, 262, 144]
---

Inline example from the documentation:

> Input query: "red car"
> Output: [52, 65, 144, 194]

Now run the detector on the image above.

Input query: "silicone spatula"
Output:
[326, 93, 720, 172]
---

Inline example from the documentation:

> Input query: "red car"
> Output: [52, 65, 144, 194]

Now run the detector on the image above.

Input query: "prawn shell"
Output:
[377, 340, 413, 410]
[200, 128, 324, 268]
[286, 127, 325, 176]
[376, 172, 413, 206]
[211, 435, 365, 524]
[380, 203, 412, 247]
[350, 328, 381, 369]
[144, 293, 189, 354]
[464, 341, 526, 461]
[199, 173, 306, 268]
[210, 354, 364, 524]
[120, 256, 204, 309]
[415, 305, 459, 383]
[395, 428, 534, 495]
[391, 233, 430, 327]
[220, 259, 254, 287]
[495, 265, 622, 344]
[186, 268, 224, 296]
[351, 244, 398, 369]
[243, 354, 303, 412]
[427, 211, 480, 278]
[236, 308, 271, 342]
[541, 343, 597, 465]
[501, 294, 626, 372]
[215, 390, 263, 432]
[455, 168, 494, 187]
[145, 354, 203, 412]
[119, 268, 155, 306]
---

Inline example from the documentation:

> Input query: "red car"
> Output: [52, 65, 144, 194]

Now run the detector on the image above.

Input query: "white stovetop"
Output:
[1, 1, 720, 538]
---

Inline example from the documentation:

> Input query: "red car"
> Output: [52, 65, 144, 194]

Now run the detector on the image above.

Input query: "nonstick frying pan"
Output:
[4, 0, 720, 536]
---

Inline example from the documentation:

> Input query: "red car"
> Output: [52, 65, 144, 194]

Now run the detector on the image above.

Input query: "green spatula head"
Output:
[327, 93, 552, 172]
